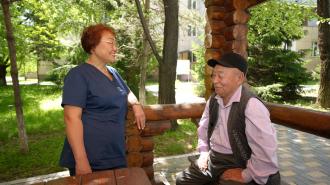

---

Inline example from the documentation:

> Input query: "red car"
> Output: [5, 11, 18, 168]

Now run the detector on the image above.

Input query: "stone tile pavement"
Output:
[2, 124, 329, 185]
[153, 124, 330, 185]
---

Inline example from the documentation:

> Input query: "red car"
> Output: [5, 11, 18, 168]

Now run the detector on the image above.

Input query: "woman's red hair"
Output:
[81, 24, 116, 54]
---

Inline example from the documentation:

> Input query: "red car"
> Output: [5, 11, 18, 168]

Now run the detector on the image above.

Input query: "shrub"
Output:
[253, 84, 282, 102]
[45, 64, 76, 87]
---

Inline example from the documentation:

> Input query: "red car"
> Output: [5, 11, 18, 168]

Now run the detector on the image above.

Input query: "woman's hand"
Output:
[132, 104, 145, 130]
[75, 158, 92, 175]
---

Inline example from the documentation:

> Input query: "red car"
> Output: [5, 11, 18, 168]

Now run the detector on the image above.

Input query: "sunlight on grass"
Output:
[39, 96, 62, 111]
[154, 119, 198, 157]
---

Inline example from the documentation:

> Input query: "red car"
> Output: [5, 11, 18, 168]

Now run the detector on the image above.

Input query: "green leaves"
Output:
[247, 0, 315, 100]
[248, 0, 315, 48]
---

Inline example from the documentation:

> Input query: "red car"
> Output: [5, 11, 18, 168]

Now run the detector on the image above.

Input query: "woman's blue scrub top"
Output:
[59, 63, 129, 170]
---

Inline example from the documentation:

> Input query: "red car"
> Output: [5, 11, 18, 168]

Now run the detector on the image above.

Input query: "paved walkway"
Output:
[153, 124, 330, 185]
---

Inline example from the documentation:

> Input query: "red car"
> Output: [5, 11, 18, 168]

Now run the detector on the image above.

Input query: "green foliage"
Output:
[248, 0, 315, 100]
[45, 64, 76, 87]
[252, 84, 282, 102]
[191, 37, 206, 97]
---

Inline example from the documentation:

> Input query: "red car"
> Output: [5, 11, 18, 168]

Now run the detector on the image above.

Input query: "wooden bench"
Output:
[32, 167, 152, 185]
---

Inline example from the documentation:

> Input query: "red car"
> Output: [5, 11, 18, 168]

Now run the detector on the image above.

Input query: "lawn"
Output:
[0, 85, 65, 182]
[0, 85, 198, 182]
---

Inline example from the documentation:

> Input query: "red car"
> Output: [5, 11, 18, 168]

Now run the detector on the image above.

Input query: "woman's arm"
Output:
[127, 91, 145, 130]
[64, 105, 92, 175]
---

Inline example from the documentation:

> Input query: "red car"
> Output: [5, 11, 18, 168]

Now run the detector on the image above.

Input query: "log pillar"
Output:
[204, 0, 252, 98]
[125, 107, 171, 184]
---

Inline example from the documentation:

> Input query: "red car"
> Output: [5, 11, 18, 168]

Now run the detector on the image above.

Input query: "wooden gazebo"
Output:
[30, 0, 330, 184]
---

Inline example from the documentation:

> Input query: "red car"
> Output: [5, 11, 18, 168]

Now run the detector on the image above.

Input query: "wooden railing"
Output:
[127, 103, 330, 183]
[142, 103, 330, 139]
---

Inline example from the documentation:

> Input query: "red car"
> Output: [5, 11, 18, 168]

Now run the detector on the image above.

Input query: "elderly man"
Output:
[176, 53, 280, 185]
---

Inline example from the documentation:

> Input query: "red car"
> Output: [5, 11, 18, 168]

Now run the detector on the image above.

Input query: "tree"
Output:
[135, 0, 179, 128]
[0, 1, 33, 86]
[317, 0, 330, 108]
[247, 0, 314, 100]
[0, 5, 10, 86]
[1, 0, 29, 153]
[159, 0, 178, 105]
[134, 0, 179, 103]
[137, 0, 152, 105]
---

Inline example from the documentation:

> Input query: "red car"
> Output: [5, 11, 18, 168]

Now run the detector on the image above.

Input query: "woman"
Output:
[59, 24, 145, 176]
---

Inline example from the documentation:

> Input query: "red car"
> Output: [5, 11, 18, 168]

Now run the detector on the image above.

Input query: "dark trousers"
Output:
[176, 150, 280, 185]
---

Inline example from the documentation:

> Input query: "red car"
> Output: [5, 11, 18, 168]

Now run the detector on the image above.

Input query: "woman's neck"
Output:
[87, 56, 107, 71]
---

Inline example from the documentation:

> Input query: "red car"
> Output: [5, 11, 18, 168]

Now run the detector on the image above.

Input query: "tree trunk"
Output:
[1, 0, 29, 153]
[135, 0, 179, 128]
[159, 0, 179, 129]
[0, 63, 8, 86]
[138, 0, 151, 105]
[317, 0, 330, 108]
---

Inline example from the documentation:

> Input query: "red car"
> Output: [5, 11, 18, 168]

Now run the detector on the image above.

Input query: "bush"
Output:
[191, 39, 206, 97]
[248, 49, 311, 101]
[45, 64, 76, 87]
[253, 84, 282, 102]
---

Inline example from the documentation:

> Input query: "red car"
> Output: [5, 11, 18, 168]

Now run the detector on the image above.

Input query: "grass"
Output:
[153, 119, 198, 157]
[0, 85, 65, 182]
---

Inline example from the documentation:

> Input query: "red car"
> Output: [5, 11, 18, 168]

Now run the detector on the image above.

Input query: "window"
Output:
[192, 0, 196, 9]
[188, 0, 197, 9]
[187, 25, 196, 37]
[312, 41, 319, 56]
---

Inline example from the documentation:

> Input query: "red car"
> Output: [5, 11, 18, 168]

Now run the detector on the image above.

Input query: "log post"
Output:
[125, 107, 172, 182]
[204, 0, 255, 99]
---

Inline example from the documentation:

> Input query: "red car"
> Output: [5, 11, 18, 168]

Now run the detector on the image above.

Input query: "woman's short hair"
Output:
[81, 24, 116, 54]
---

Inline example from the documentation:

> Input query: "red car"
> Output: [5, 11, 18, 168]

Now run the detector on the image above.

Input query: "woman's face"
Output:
[91, 31, 117, 64]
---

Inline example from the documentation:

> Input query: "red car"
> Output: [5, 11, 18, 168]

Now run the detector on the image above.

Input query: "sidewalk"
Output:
[153, 124, 330, 185]
[146, 82, 206, 104]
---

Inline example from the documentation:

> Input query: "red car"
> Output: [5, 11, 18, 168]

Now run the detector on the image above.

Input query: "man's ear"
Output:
[238, 71, 245, 83]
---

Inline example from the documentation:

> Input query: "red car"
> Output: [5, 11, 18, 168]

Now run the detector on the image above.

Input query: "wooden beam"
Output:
[207, 6, 227, 20]
[141, 120, 172, 136]
[266, 103, 330, 139]
[224, 10, 250, 26]
[247, 0, 268, 9]
[205, 0, 226, 8]
[143, 103, 330, 139]
[144, 103, 205, 121]
[205, 34, 226, 49]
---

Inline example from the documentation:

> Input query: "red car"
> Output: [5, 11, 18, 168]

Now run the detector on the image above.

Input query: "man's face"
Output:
[211, 65, 244, 100]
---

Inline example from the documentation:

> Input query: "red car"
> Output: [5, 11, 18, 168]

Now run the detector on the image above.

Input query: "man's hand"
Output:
[220, 168, 244, 183]
[197, 152, 209, 171]
[132, 104, 145, 130]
